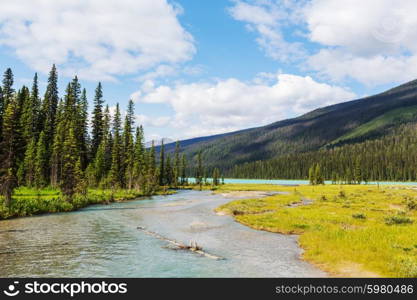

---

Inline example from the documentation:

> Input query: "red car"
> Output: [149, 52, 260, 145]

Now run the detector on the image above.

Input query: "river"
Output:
[0, 190, 325, 277]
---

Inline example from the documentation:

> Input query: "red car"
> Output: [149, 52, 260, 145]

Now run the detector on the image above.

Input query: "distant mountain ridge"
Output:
[162, 78, 417, 171]
[145, 138, 174, 148]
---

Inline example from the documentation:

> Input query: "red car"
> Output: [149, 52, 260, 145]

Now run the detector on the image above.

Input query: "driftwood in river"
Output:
[137, 226, 225, 260]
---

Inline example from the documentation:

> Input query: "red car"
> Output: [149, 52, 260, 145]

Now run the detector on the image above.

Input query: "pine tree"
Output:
[212, 168, 220, 186]
[133, 126, 145, 190]
[50, 117, 65, 187]
[20, 75, 40, 146]
[0, 86, 4, 143]
[309, 166, 315, 185]
[196, 151, 203, 190]
[60, 128, 79, 199]
[35, 131, 48, 188]
[159, 140, 165, 186]
[354, 157, 362, 184]
[181, 154, 187, 185]
[91, 82, 104, 158]
[123, 100, 135, 189]
[2, 68, 14, 108]
[110, 104, 123, 188]
[0, 97, 20, 206]
[23, 137, 37, 187]
[146, 141, 157, 193]
[30, 73, 41, 140]
[74, 158, 86, 195]
[76, 88, 89, 169]
[173, 141, 180, 188]
[94, 140, 107, 186]
[102, 105, 113, 175]
[315, 163, 324, 185]
[40, 64, 58, 150]
[165, 155, 173, 186]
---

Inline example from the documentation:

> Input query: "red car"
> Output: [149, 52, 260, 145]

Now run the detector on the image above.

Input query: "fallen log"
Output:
[137, 226, 225, 260]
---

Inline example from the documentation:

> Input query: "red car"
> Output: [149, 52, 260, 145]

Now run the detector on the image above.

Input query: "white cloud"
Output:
[307, 49, 417, 86]
[304, 0, 417, 85]
[136, 64, 204, 82]
[229, 0, 307, 62]
[136, 114, 171, 127]
[0, 0, 195, 81]
[230, 0, 417, 86]
[132, 73, 356, 139]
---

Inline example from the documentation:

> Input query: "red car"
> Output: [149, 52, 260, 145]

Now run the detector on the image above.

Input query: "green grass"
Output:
[0, 187, 173, 220]
[330, 105, 417, 145]
[216, 184, 417, 277]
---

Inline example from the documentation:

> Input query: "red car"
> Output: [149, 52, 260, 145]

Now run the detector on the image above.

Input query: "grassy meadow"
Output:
[215, 184, 417, 278]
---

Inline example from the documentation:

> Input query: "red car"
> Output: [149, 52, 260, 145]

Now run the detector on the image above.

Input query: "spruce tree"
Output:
[91, 82, 104, 158]
[314, 163, 324, 185]
[354, 158, 362, 184]
[60, 128, 79, 199]
[159, 140, 165, 186]
[50, 114, 65, 187]
[35, 131, 48, 188]
[76, 88, 89, 169]
[0, 97, 20, 206]
[123, 100, 135, 189]
[173, 141, 180, 188]
[181, 154, 187, 185]
[41, 64, 59, 150]
[133, 126, 145, 190]
[102, 105, 113, 175]
[0, 86, 4, 143]
[110, 104, 123, 188]
[2, 68, 14, 108]
[309, 166, 315, 185]
[21, 74, 40, 144]
[165, 155, 173, 186]
[94, 140, 107, 186]
[196, 151, 203, 189]
[147, 141, 157, 193]
[31, 73, 40, 136]
[212, 168, 220, 186]
[23, 137, 37, 187]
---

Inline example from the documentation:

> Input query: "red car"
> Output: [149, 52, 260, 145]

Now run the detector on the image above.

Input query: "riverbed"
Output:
[0, 190, 325, 277]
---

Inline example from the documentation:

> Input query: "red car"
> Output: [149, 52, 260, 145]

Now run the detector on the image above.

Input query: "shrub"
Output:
[352, 213, 366, 219]
[385, 215, 414, 225]
[406, 199, 417, 211]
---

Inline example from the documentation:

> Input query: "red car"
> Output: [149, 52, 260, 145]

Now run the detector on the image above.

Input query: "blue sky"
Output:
[1, 0, 416, 141]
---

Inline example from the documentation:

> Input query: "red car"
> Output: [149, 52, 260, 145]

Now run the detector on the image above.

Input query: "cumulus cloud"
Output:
[230, 0, 417, 86]
[229, 0, 308, 62]
[0, 0, 195, 81]
[132, 73, 356, 139]
[304, 0, 417, 85]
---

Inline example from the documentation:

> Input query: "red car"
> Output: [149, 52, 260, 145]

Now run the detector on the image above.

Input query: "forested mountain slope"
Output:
[163, 79, 417, 173]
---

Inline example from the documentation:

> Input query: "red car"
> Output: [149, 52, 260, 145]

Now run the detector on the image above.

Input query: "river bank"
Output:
[0, 187, 175, 220]
[0, 189, 325, 277]
[215, 184, 417, 277]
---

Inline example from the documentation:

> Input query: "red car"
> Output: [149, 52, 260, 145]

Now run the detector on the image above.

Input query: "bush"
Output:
[385, 215, 414, 225]
[406, 199, 417, 211]
[352, 213, 366, 219]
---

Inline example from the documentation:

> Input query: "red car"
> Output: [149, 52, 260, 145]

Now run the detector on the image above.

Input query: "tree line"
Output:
[228, 124, 417, 184]
[0, 66, 198, 206]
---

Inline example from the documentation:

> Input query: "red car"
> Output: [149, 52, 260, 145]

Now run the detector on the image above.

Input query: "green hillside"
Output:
[329, 105, 417, 146]
[163, 78, 417, 176]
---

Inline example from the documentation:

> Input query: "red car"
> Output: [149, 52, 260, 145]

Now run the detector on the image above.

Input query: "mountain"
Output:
[145, 138, 174, 148]
[163, 79, 417, 172]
